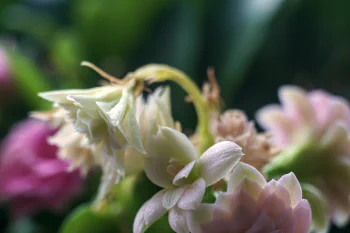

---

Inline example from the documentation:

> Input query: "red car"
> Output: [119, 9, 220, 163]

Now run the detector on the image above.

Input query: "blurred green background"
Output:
[0, 0, 350, 232]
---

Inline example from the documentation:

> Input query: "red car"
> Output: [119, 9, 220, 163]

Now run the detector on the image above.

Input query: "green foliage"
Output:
[50, 31, 85, 88]
[71, 0, 174, 60]
[7, 49, 52, 110]
[60, 205, 117, 233]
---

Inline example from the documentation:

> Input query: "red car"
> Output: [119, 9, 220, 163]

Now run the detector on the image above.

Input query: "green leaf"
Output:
[2, 4, 57, 46]
[136, 2, 203, 129]
[60, 204, 117, 233]
[302, 184, 329, 233]
[50, 31, 86, 88]
[72, 0, 173, 59]
[7, 49, 52, 110]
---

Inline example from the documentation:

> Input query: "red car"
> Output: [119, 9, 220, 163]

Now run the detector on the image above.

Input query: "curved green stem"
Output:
[133, 64, 214, 153]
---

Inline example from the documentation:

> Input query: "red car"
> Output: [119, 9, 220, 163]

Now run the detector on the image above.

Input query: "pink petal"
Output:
[256, 105, 292, 147]
[262, 193, 288, 220]
[277, 173, 302, 208]
[246, 212, 275, 233]
[278, 85, 313, 126]
[187, 204, 214, 233]
[227, 162, 266, 198]
[293, 199, 312, 233]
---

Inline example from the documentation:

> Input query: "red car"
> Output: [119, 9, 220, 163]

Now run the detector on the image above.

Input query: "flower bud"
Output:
[188, 163, 312, 233]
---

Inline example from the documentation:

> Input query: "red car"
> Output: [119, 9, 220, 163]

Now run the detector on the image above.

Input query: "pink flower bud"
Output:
[188, 163, 312, 233]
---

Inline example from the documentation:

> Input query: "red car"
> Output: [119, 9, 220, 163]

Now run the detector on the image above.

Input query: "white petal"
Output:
[173, 161, 197, 186]
[198, 141, 243, 186]
[39, 89, 84, 104]
[124, 93, 145, 153]
[277, 172, 302, 208]
[39, 86, 121, 104]
[227, 162, 267, 194]
[148, 127, 198, 164]
[177, 178, 206, 210]
[169, 205, 190, 233]
[133, 190, 168, 233]
[106, 88, 128, 127]
[154, 86, 171, 112]
[69, 95, 98, 110]
[162, 186, 187, 210]
[144, 155, 174, 188]
[94, 155, 123, 203]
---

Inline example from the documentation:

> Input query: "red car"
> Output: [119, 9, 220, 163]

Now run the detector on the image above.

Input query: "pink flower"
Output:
[0, 119, 83, 217]
[188, 163, 312, 233]
[257, 86, 350, 148]
[257, 85, 350, 228]
[211, 110, 278, 172]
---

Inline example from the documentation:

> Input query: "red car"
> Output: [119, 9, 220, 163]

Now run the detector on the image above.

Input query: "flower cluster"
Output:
[38, 79, 178, 204]
[211, 110, 277, 172]
[5, 63, 350, 233]
[188, 162, 311, 233]
[134, 127, 243, 233]
[258, 86, 350, 230]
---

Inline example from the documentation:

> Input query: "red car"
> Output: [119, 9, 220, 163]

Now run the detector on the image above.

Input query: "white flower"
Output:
[48, 123, 96, 177]
[39, 85, 145, 156]
[133, 127, 243, 233]
[124, 86, 177, 176]
[30, 107, 68, 128]
[31, 108, 96, 177]
[94, 86, 177, 203]
[39, 84, 146, 204]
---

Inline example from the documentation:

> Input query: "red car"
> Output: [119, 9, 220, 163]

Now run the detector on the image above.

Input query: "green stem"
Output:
[263, 141, 323, 180]
[134, 64, 214, 153]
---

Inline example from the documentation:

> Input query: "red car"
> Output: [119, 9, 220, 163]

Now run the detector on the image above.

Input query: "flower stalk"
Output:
[133, 64, 214, 153]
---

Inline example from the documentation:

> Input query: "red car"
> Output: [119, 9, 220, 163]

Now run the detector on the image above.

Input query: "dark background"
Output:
[0, 0, 350, 232]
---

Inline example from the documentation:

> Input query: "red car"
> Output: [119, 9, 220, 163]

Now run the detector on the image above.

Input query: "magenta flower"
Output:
[257, 85, 350, 229]
[188, 162, 311, 233]
[0, 119, 82, 217]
